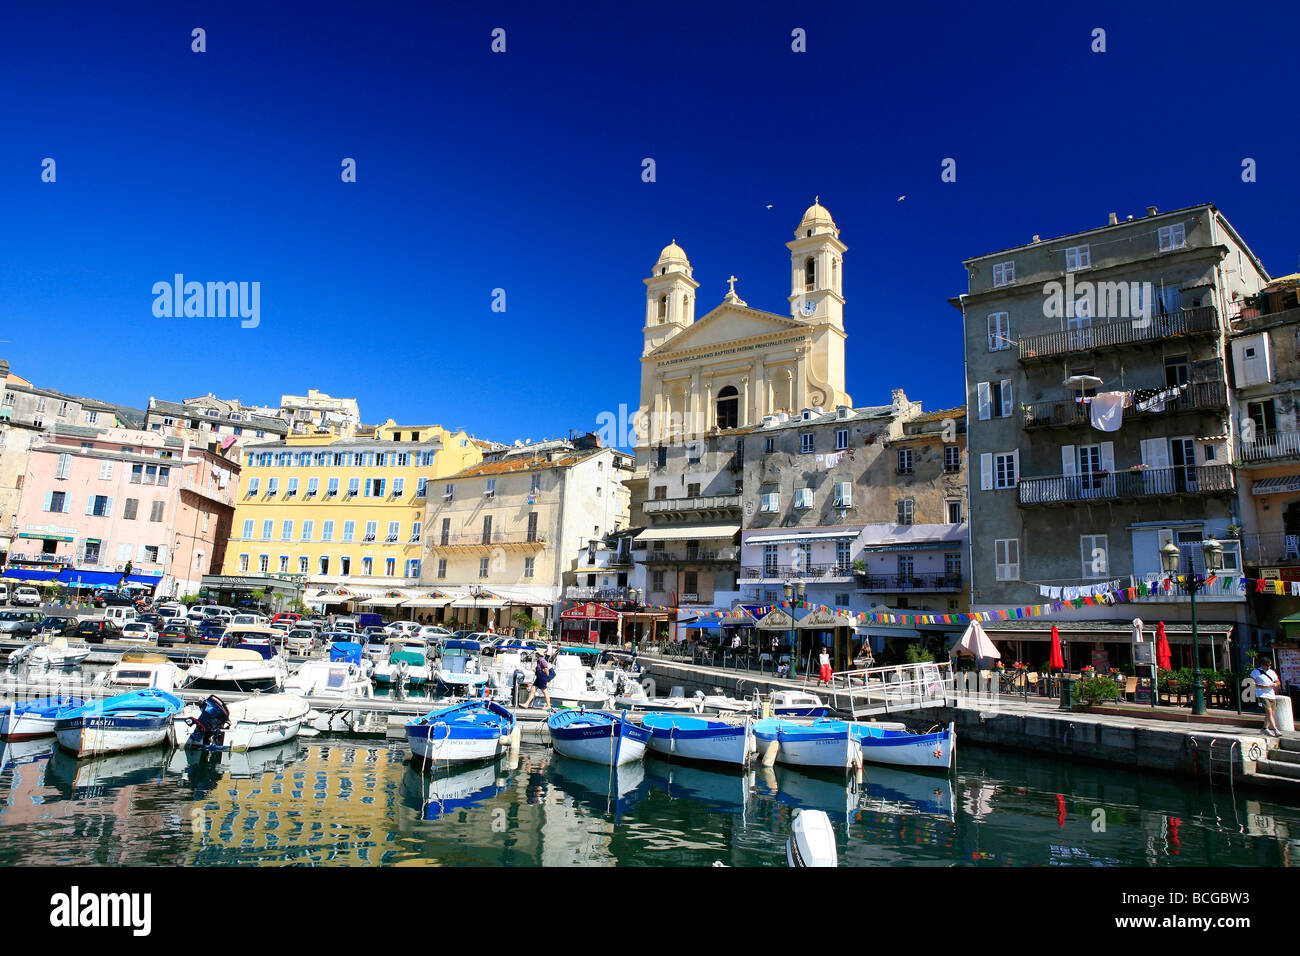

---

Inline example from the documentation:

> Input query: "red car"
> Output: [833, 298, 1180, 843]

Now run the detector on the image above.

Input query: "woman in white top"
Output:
[818, 647, 833, 686]
[1252, 656, 1282, 737]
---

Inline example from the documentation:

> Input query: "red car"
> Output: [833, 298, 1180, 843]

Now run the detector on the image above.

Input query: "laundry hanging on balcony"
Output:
[1131, 382, 1187, 414]
[1089, 391, 1127, 432]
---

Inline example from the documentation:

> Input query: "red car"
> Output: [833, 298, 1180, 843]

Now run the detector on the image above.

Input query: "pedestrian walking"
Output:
[1253, 655, 1283, 736]
[524, 652, 554, 709]
[818, 646, 832, 686]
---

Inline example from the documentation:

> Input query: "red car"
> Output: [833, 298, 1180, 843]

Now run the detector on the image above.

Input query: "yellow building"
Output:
[214, 420, 481, 611]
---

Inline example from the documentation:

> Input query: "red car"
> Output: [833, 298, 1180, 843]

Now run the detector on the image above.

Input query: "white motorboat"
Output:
[175, 693, 311, 751]
[486, 647, 536, 702]
[97, 652, 186, 692]
[10, 636, 93, 669]
[768, 690, 833, 717]
[434, 639, 490, 695]
[548, 654, 614, 709]
[372, 638, 433, 687]
[787, 809, 838, 867]
[185, 646, 287, 693]
[282, 659, 374, 731]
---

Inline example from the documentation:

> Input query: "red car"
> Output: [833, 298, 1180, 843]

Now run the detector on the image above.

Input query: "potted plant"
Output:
[1077, 675, 1122, 707]
[1225, 524, 1241, 539]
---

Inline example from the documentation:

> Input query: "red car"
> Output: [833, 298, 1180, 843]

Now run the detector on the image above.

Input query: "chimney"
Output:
[1107, 212, 1118, 225]
[1147, 206, 1158, 217]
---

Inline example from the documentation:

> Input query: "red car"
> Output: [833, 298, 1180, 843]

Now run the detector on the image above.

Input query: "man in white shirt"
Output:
[1252, 655, 1282, 737]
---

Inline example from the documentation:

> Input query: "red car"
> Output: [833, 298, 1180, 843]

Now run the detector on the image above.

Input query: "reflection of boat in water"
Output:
[45, 744, 171, 798]
[756, 765, 861, 824]
[643, 754, 752, 814]
[860, 764, 954, 820]
[0, 736, 55, 770]
[168, 738, 307, 792]
[401, 760, 508, 821]
[549, 753, 648, 819]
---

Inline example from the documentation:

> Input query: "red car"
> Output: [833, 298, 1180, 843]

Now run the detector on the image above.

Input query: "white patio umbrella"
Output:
[952, 619, 1002, 660]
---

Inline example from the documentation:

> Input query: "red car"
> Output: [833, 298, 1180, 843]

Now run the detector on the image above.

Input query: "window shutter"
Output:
[1061, 444, 1076, 476]
[1099, 441, 1115, 473]
[105, 497, 113, 517]
[977, 382, 991, 421]
[980, 453, 993, 490]
[63, 495, 71, 513]
[44, 491, 52, 511]
[1012, 450, 1019, 484]
[86, 496, 94, 515]
[1000, 380, 1013, 418]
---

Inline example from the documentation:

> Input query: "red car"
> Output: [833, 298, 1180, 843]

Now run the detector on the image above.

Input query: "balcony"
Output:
[642, 494, 742, 519]
[1018, 464, 1235, 506]
[1240, 430, 1300, 466]
[855, 572, 964, 592]
[642, 546, 739, 565]
[741, 563, 855, 582]
[1018, 306, 1219, 362]
[1022, 380, 1228, 430]
[1241, 532, 1300, 566]
[431, 532, 547, 552]
[564, 586, 639, 602]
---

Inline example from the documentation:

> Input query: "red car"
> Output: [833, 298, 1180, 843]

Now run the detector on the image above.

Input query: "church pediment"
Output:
[647, 304, 806, 360]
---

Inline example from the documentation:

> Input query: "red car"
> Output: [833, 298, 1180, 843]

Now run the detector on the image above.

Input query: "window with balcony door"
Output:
[526, 512, 538, 542]
[441, 518, 450, 545]
[897, 555, 914, 584]
[836, 540, 851, 572]
[716, 386, 739, 430]
[687, 483, 700, 498]
[481, 515, 492, 544]
[764, 544, 778, 576]
[1165, 355, 1190, 388]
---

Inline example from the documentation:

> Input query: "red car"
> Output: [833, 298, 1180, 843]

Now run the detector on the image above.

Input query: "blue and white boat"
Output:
[0, 696, 86, 741]
[548, 709, 650, 767]
[641, 713, 755, 767]
[769, 691, 833, 718]
[849, 721, 955, 771]
[408, 700, 516, 765]
[435, 639, 490, 696]
[53, 689, 185, 758]
[752, 717, 862, 771]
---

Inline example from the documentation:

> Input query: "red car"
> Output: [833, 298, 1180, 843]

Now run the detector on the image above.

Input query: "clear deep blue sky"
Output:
[2, 1, 1296, 446]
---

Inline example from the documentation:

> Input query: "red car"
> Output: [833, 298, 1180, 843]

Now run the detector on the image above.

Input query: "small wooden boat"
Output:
[849, 721, 955, 771]
[407, 700, 516, 765]
[53, 689, 185, 758]
[548, 709, 650, 767]
[641, 713, 755, 767]
[752, 717, 862, 771]
[0, 695, 86, 741]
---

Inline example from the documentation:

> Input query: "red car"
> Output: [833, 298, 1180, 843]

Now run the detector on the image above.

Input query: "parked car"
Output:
[34, 615, 76, 637]
[0, 610, 43, 636]
[120, 622, 157, 644]
[93, 590, 137, 608]
[418, 625, 453, 640]
[272, 612, 301, 625]
[103, 606, 138, 628]
[136, 613, 164, 630]
[231, 613, 268, 626]
[285, 629, 317, 654]
[196, 621, 228, 645]
[157, 623, 197, 648]
[12, 586, 42, 607]
[75, 618, 120, 644]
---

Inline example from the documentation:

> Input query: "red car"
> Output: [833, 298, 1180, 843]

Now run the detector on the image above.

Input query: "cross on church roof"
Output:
[726, 275, 739, 295]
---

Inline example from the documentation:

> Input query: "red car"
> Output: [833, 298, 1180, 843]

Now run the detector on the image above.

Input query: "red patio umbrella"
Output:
[1155, 622, 1173, 671]
[1048, 625, 1064, 671]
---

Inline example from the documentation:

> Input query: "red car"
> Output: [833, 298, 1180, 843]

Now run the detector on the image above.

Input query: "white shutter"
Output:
[1099, 441, 1114, 473]
[980, 453, 993, 490]
[105, 497, 114, 517]
[1061, 444, 1076, 476]
[44, 491, 52, 511]
[1000, 379, 1013, 418]
[977, 382, 991, 421]
[136, 545, 147, 562]
[1011, 450, 1019, 485]
[85, 496, 94, 515]
[156, 545, 166, 564]
[63, 495, 71, 513]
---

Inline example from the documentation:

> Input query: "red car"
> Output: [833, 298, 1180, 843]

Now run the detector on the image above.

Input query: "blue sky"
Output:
[2, 1, 1296, 446]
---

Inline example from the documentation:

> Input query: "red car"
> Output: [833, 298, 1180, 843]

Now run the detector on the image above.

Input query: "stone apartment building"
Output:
[421, 436, 632, 632]
[1227, 275, 1300, 639]
[143, 394, 289, 454]
[956, 203, 1272, 669]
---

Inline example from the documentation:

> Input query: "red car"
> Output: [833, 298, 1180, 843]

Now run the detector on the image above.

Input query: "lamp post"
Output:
[1160, 537, 1223, 717]
[783, 579, 806, 679]
[629, 587, 642, 648]
[470, 584, 487, 632]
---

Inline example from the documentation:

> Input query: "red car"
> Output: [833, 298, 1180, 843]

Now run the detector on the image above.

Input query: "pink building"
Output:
[10, 426, 238, 597]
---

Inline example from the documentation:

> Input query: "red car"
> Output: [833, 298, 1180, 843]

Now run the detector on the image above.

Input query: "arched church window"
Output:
[658, 295, 667, 320]
[716, 386, 739, 430]
[804, 257, 816, 292]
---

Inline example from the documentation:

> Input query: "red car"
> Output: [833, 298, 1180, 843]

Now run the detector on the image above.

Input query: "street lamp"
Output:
[470, 585, 487, 632]
[628, 587, 643, 648]
[783, 579, 806, 678]
[1160, 536, 1222, 716]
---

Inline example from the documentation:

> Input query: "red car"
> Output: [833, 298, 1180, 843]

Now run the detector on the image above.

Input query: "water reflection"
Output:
[0, 738, 1295, 867]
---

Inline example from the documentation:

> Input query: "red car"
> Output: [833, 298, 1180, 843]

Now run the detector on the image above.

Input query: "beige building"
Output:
[420, 436, 632, 631]
[280, 389, 361, 436]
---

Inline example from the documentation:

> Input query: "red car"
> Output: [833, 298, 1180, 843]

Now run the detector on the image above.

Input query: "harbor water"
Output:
[0, 733, 1295, 866]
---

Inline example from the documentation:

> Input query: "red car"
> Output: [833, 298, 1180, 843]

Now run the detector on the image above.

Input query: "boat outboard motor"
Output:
[786, 809, 838, 867]
[187, 695, 231, 748]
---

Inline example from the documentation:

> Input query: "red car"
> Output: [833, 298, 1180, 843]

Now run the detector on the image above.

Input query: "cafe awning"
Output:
[635, 524, 739, 542]
[745, 530, 861, 545]
[1253, 475, 1300, 495]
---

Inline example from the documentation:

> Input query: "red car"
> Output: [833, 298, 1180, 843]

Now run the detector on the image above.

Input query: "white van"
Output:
[0, 584, 9, 605]
[104, 605, 139, 627]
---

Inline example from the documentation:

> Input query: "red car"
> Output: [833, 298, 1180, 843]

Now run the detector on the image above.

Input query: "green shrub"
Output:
[1077, 676, 1122, 706]
[904, 645, 935, 664]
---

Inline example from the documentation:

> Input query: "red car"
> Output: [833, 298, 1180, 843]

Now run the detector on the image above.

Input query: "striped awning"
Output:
[1252, 475, 1300, 495]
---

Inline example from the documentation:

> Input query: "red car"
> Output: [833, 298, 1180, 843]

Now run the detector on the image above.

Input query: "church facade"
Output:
[635, 200, 853, 449]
